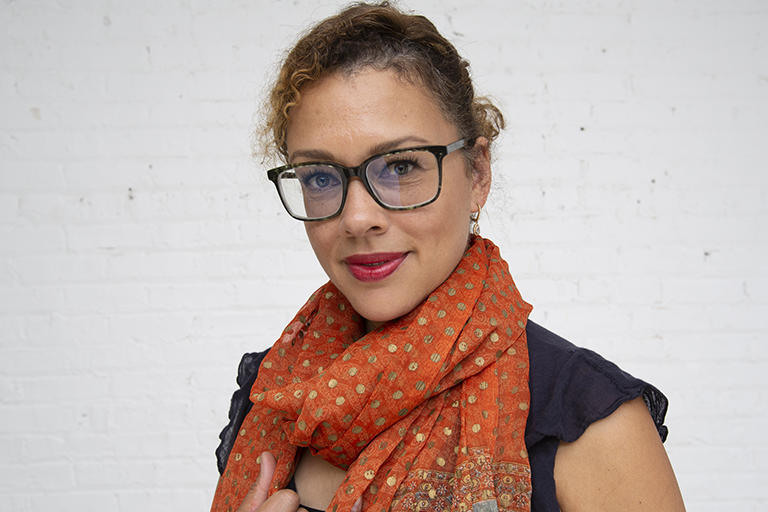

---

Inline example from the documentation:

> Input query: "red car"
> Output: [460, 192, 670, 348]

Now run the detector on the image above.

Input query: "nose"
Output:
[338, 178, 389, 237]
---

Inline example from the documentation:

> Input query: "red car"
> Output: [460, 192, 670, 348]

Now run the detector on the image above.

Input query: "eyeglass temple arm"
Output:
[446, 138, 471, 154]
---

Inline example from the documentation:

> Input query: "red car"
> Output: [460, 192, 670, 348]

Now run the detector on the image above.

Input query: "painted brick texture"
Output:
[1, 1, 766, 510]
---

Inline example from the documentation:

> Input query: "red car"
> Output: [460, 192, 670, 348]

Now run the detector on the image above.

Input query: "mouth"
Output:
[344, 252, 408, 282]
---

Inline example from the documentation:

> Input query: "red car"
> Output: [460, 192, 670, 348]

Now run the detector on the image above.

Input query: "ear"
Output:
[470, 137, 492, 210]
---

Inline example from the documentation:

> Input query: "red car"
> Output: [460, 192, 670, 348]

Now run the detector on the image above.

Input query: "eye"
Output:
[381, 157, 422, 179]
[388, 160, 416, 176]
[299, 168, 341, 192]
[308, 173, 331, 188]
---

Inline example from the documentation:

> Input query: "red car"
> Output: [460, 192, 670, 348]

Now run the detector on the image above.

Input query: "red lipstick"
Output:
[344, 252, 408, 282]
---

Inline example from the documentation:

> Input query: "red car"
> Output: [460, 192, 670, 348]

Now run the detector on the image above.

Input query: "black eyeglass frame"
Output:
[266, 138, 472, 221]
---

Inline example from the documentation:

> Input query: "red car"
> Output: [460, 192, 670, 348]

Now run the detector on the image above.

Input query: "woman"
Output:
[212, 3, 685, 511]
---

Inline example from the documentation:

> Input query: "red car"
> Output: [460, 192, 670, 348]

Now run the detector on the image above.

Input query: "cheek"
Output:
[304, 223, 334, 268]
[414, 204, 470, 260]
[440, 174, 474, 223]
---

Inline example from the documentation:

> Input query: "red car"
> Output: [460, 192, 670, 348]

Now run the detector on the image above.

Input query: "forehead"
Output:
[285, 68, 458, 162]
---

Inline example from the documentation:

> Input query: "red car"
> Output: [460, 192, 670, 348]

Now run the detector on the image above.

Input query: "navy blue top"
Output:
[216, 320, 668, 511]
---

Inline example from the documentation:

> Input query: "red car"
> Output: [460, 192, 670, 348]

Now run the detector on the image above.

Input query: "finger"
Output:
[263, 489, 300, 511]
[237, 451, 277, 511]
[240, 489, 299, 512]
[351, 497, 363, 512]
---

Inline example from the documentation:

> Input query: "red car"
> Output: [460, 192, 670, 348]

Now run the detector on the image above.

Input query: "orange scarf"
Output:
[212, 237, 533, 511]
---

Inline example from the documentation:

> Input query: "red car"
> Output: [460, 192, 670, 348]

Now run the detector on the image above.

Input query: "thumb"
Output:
[237, 451, 277, 511]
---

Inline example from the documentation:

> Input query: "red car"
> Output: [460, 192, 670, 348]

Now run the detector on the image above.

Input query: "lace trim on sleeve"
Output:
[642, 383, 669, 442]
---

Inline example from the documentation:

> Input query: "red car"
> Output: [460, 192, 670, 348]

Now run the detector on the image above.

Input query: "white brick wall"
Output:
[1, 0, 766, 510]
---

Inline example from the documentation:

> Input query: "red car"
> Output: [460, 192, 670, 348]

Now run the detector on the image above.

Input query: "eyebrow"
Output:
[289, 135, 432, 164]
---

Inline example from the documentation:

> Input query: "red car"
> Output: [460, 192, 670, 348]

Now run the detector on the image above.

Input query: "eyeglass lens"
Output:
[277, 149, 440, 219]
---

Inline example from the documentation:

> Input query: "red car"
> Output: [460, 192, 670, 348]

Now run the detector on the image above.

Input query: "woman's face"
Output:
[285, 68, 490, 329]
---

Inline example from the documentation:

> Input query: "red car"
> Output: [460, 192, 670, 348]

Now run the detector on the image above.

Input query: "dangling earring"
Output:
[470, 206, 481, 237]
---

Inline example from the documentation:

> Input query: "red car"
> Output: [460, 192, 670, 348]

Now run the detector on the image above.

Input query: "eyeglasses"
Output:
[266, 138, 470, 221]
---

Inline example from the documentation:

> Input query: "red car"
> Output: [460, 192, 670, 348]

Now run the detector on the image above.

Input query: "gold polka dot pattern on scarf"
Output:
[211, 237, 533, 512]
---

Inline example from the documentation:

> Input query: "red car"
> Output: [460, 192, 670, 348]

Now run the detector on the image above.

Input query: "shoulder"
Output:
[554, 397, 685, 511]
[236, 349, 271, 388]
[525, 320, 668, 445]
[523, 321, 683, 510]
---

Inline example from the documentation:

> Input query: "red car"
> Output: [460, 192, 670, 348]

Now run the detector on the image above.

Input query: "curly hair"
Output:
[260, 1, 504, 161]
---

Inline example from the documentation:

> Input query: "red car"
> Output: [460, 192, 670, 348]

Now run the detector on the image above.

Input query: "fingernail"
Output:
[351, 497, 362, 512]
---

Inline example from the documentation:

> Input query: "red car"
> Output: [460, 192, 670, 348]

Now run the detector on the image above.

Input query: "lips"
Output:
[344, 252, 408, 282]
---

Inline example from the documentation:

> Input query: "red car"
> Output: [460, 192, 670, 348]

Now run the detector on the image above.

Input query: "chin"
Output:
[353, 303, 403, 325]
[347, 291, 423, 328]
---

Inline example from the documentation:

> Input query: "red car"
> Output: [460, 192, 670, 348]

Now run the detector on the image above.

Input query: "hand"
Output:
[236, 452, 302, 512]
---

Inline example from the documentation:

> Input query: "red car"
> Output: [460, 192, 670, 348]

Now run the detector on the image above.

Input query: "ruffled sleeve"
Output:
[523, 321, 669, 510]
[215, 349, 270, 475]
